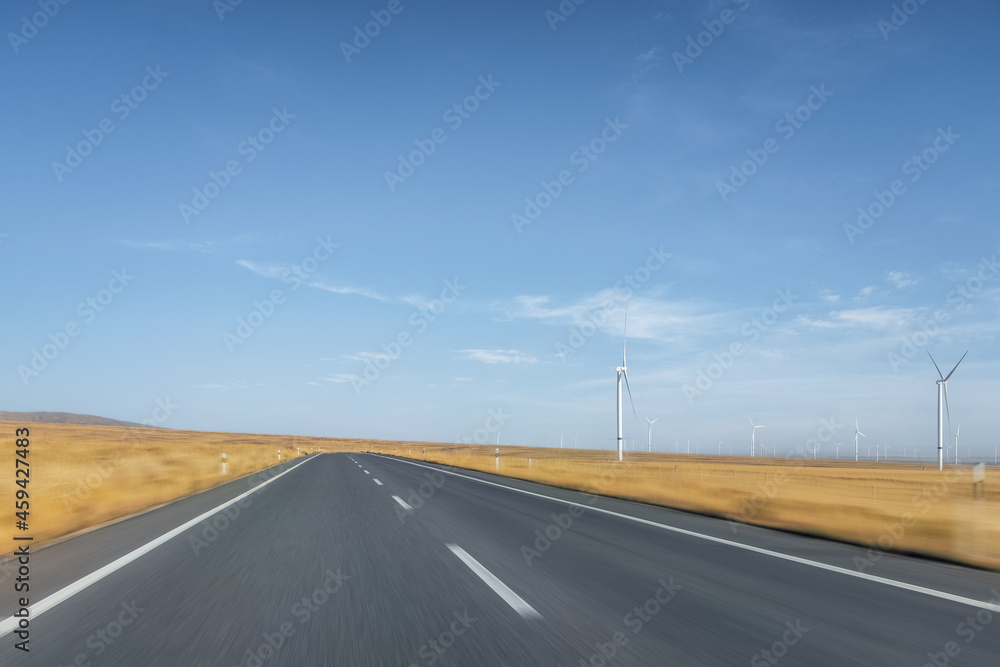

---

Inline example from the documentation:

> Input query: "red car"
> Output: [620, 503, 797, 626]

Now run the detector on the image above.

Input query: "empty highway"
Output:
[2, 453, 999, 665]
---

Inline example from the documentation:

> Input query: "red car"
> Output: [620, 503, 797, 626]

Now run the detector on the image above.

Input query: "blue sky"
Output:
[3, 0, 999, 461]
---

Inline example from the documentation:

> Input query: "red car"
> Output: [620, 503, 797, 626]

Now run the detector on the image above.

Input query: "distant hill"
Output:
[0, 412, 160, 428]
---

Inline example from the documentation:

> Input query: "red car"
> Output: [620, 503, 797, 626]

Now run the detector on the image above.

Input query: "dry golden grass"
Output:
[3, 425, 997, 571]
[0, 421, 368, 555]
[371, 442, 1000, 570]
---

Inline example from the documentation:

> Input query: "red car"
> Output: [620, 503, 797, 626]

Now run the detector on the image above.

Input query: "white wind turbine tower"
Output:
[928, 351, 966, 472]
[834, 442, 841, 459]
[616, 309, 637, 462]
[854, 418, 866, 462]
[954, 425, 961, 465]
[748, 415, 765, 457]
[644, 413, 659, 453]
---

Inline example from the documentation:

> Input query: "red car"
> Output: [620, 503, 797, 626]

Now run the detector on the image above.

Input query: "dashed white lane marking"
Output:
[374, 455, 1000, 615]
[392, 495, 412, 511]
[364, 470, 370, 474]
[374, 479, 383, 486]
[0, 456, 317, 633]
[447, 543, 542, 620]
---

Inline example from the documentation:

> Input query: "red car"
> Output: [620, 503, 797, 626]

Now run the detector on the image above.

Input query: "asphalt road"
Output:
[2, 452, 999, 666]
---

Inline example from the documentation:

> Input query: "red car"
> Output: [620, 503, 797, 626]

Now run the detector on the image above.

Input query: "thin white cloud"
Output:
[121, 239, 218, 253]
[886, 271, 918, 289]
[235, 260, 407, 306]
[636, 47, 662, 63]
[796, 307, 914, 330]
[319, 374, 357, 384]
[819, 289, 840, 303]
[307, 281, 394, 304]
[499, 290, 726, 343]
[458, 349, 539, 365]
[236, 259, 287, 279]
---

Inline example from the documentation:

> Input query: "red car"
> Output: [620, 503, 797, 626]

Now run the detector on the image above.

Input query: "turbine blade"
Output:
[748, 414, 754, 427]
[928, 352, 944, 380]
[943, 351, 968, 381]
[623, 370, 637, 421]
[622, 306, 628, 367]
[943, 383, 953, 443]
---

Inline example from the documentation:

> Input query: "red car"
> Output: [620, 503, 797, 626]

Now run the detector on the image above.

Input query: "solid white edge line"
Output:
[371, 454, 1000, 614]
[392, 495, 412, 511]
[374, 479, 383, 486]
[447, 544, 542, 619]
[0, 455, 317, 633]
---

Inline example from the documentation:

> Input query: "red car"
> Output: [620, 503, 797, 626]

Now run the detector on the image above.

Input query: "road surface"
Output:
[1, 453, 998, 665]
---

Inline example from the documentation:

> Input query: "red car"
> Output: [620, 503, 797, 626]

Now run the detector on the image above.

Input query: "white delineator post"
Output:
[221, 453, 227, 475]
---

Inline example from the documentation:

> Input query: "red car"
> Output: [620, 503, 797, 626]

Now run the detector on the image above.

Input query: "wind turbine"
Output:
[834, 442, 841, 459]
[616, 309, 637, 462]
[748, 415, 765, 457]
[560, 433, 563, 449]
[854, 418, 867, 462]
[644, 413, 659, 453]
[954, 425, 961, 465]
[928, 351, 966, 472]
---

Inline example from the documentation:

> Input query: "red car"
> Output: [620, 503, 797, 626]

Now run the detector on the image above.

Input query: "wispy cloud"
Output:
[499, 290, 726, 343]
[318, 374, 356, 384]
[121, 239, 219, 253]
[458, 349, 539, 365]
[886, 270, 918, 289]
[796, 307, 914, 330]
[236, 260, 415, 306]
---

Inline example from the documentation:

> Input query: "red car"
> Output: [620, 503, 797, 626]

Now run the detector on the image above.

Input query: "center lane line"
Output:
[371, 454, 1000, 614]
[373, 479, 383, 486]
[447, 544, 542, 620]
[392, 495, 412, 511]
